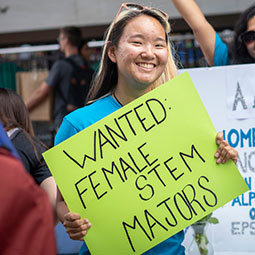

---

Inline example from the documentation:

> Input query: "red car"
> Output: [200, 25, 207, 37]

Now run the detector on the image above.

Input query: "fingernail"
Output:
[217, 140, 220, 145]
[222, 160, 225, 163]
[217, 158, 221, 164]
[215, 152, 219, 158]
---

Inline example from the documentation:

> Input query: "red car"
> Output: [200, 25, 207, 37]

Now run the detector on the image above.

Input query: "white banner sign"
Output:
[180, 64, 255, 255]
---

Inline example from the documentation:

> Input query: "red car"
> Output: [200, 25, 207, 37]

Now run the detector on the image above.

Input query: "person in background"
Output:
[79, 39, 94, 95]
[0, 121, 56, 255]
[0, 114, 19, 158]
[26, 26, 85, 130]
[171, 0, 255, 66]
[80, 40, 100, 72]
[79, 39, 92, 64]
[0, 88, 57, 218]
[55, 3, 238, 255]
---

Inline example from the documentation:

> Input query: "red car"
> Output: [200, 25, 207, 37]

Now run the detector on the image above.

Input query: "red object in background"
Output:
[0, 147, 56, 255]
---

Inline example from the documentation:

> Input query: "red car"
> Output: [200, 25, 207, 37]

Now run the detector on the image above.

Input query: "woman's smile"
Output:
[136, 62, 156, 69]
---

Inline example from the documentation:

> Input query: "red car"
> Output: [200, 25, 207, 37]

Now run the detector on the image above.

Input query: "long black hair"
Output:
[230, 4, 255, 64]
[0, 88, 47, 160]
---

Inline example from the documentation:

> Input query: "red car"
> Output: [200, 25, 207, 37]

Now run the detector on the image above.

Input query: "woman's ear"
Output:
[108, 45, 117, 63]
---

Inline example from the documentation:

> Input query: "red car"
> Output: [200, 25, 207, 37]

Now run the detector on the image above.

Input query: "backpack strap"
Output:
[54, 57, 82, 105]
[56, 57, 92, 112]
[64, 57, 84, 70]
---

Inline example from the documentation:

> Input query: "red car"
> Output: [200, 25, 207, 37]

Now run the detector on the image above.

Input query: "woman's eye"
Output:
[155, 44, 165, 48]
[132, 41, 142, 45]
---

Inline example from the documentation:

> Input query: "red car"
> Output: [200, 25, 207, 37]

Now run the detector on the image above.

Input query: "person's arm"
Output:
[171, 0, 216, 66]
[26, 81, 52, 112]
[40, 176, 58, 223]
[214, 131, 238, 164]
[56, 188, 91, 240]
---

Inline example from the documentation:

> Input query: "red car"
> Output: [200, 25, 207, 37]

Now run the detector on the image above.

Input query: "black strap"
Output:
[64, 57, 83, 70]
[55, 58, 80, 105]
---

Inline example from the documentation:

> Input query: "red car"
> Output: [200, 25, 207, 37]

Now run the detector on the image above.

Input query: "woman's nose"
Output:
[141, 45, 155, 59]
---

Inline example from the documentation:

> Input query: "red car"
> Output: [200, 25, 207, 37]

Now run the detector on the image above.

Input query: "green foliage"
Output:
[207, 217, 219, 224]
[191, 213, 219, 255]
[195, 213, 219, 224]
[194, 233, 209, 255]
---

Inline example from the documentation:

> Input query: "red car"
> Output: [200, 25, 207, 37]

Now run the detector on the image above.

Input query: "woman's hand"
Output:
[63, 212, 91, 241]
[215, 131, 238, 164]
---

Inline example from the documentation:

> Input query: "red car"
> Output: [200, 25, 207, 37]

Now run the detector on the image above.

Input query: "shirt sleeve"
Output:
[214, 32, 230, 66]
[54, 117, 79, 145]
[45, 61, 62, 88]
[17, 149, 31, 171]
[13, 132, 52, 185]
[32, 143, 52, 185]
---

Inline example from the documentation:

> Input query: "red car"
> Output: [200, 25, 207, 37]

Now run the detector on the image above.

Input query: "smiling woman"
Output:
[108, 15, 169, 104]
[54, 2, 238, 255]
[85, 3, 178, 105]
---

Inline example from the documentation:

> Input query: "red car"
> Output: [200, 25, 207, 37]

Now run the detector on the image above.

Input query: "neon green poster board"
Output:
[43, 72, 248, 255]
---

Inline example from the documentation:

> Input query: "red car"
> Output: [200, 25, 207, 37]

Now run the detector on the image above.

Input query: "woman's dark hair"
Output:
[230, 4, 255, 64]
[0, 88, 34, 135]
[86, 8, 176, 102]
[0, 88, 47, 159]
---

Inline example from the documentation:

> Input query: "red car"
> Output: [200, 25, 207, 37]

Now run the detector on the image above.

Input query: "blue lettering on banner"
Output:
[232, 192, 255, 206]
[223, 128, 255, 148]
[232, 177, 255, 207]
[219, 128, 255, 223]
[245, 177, 252, 190]
[250, 208, 255, 220]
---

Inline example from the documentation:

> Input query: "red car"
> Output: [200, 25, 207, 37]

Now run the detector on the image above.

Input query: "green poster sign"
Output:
[43, 72, 248, 255]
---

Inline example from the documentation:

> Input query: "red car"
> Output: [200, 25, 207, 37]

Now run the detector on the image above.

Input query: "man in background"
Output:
[26, 26, 88, 130]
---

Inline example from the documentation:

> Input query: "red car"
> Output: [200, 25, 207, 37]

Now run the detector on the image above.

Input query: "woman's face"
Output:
[81, 43, 92, 62]
[245, 16, 255, 59]
[108, 14, 168, 94]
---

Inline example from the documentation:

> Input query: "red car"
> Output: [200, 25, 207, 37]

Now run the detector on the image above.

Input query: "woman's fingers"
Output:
[64, 212, 81, 221]
[63, 212, 91, 240]
[63, 217, 87, 228]
[216, 131, 224, 145]
[66, 222, 92, 240]
[227, 148, 238, 164]
[215, 131, 238, 164]
[66, 230, 88, 241]
[215, 140, 229, 163]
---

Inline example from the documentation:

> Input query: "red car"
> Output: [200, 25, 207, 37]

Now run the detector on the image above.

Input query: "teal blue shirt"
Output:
[214, 32, 230, 66]
[55, 94, 185, 255]
[55, 94, 121, 145]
